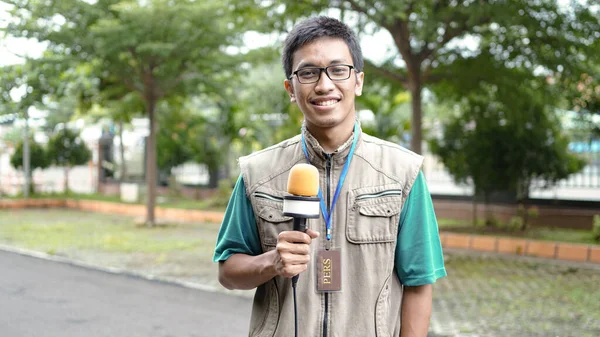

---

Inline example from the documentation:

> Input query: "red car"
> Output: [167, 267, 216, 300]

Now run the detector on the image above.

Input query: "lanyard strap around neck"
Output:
[301, 121, 359, 241]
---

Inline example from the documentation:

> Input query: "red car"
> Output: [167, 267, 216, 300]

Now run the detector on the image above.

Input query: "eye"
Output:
[330, 66, 347, 74]
[297, 68, 319, 78]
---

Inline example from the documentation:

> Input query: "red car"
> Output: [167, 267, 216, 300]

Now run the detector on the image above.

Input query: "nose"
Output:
[314, 69, 335, 93]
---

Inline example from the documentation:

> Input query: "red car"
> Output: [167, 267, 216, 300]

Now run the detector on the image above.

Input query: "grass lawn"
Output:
[0, 208, 232, 292]
[434, 252, 600, 337]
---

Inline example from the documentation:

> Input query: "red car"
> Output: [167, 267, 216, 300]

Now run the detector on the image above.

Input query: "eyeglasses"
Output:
[290, 64, 355, 84]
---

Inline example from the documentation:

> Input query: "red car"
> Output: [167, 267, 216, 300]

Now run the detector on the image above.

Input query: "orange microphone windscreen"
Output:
[287, 164, 319, 197]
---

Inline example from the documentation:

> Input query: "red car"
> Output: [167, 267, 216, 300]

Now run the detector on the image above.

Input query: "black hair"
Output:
[282, 16, 364, 79]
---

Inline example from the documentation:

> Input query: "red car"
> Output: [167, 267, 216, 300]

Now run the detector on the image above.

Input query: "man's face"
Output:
[284, 37, 364, 132]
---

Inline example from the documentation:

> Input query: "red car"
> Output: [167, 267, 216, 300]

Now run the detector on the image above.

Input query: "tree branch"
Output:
[121, 77, 142, 94]
[346, 0, 389, 30]
[418, 14, 492, 63]
[365, 60, 408, 88]
[161, 59, 191, 93]
[421, 64, 446, 84]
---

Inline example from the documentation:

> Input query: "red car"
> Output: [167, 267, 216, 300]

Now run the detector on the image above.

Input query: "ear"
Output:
[284, 79, 296, 103]
[354, 72, 364, 96]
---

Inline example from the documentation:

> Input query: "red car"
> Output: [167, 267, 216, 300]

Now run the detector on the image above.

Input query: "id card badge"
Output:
[316, 249, 342, 292]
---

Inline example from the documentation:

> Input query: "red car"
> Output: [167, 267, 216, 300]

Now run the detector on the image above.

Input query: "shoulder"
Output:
[356, 132, 424, 194]
[238, 135, 305, 194]
[358, 132, 424, 167]
[239, 135, 301, 164]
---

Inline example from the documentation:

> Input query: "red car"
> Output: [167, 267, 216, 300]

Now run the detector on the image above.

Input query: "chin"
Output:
[307, 116, 344, 129]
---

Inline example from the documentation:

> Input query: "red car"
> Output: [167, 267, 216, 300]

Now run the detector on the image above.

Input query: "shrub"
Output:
[507, 216, 524, 231]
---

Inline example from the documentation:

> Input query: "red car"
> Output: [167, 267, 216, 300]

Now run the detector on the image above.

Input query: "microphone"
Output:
[283, 164, 320, 284]
[284, 164, 321, 337]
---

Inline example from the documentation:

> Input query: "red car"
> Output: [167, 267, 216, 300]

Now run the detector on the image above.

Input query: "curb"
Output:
[440, 232, 600, 264]
[0, 243, 221, 294]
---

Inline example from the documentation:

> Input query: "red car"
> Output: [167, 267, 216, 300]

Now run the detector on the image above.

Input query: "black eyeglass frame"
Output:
[289, 64, 356, 84]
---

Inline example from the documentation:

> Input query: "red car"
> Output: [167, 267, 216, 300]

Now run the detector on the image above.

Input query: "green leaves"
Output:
[430, 80, 586, 201]
[10, 137, 50, 170]
[46, 128, 92, 167]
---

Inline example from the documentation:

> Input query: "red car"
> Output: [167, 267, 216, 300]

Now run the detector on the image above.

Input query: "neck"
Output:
[306, 119, 355, 154]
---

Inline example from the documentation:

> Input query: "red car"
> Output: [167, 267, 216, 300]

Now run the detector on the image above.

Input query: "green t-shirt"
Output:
[213, 172, 447, 286]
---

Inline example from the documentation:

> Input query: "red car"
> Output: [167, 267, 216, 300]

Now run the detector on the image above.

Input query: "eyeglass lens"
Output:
[296, 65, 352, 83]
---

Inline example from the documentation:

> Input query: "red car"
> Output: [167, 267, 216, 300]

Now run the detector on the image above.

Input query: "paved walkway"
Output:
[0, 250, 252, 337]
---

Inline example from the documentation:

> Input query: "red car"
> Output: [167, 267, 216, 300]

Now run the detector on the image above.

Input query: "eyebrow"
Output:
[296, 59, 347, 69]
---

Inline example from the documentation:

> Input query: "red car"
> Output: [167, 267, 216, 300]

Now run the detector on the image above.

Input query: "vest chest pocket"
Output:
[346, 186, 403, 244]
[254, 191, 293, 247]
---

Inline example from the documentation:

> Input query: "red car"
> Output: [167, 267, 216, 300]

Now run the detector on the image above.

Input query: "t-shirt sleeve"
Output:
[395, 171, 447, 286]
[212, 175, 262, 262]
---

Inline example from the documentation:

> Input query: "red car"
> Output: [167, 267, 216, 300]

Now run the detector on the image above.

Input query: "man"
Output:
[213, 16, 446, 337]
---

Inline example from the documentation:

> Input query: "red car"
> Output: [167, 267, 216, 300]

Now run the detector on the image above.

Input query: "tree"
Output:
[10, 137, 50, 194]
[0, 58, 62, 197]
[269, 0, 600, 153]
[46, 128, 92, 194]
[430, 79, 586, 228]
[3, 0, 259, 225]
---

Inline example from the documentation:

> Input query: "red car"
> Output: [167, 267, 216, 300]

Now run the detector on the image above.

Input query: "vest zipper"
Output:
[355, 189, 402, 201]
[253, 192, 283, 202]
[323, 153, 332, 337]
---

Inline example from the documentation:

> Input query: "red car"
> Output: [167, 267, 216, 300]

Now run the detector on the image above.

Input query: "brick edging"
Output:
[440, 232, 600, 264]
[2, 198, 599, 264]
[0, 198, 225, 224]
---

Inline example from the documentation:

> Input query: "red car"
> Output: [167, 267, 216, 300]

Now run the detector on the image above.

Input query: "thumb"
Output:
[306, 228, 320, 239]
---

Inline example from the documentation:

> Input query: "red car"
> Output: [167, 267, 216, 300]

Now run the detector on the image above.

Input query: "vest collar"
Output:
[301, 120, 363, 166]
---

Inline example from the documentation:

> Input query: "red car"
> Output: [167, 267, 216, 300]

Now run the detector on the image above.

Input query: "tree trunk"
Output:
[208, 164, 219, 189]
[520, 201, 529, 231]
[64, 166, 70, 194]
[519, 181, 531, 231]
[409, 85, 423, 154]
[118, 120, 127, 181]
[145, 99, 157, 227]
[222, 140, 231, 182]
[484, 192, 493, 226]
[23, 110, 30, 198]
[472, 192, 478, 226]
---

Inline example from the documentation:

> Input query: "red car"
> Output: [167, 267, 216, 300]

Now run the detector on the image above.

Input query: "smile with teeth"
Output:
[313, 100, 338, 106]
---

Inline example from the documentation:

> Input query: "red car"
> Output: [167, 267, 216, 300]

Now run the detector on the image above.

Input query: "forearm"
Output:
[400, 284, 432, 337]
[218, 251, 278, 290]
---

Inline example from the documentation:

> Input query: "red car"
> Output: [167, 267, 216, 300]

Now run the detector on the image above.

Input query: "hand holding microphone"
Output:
[274, 164, 320, 280]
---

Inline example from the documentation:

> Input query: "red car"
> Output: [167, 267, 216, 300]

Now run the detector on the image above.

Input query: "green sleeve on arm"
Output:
[212, 175, 262, 262]
[395, 171, 447, 286]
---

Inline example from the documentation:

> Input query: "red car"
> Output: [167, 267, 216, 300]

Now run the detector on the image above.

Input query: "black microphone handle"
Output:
[292, 217, 307, 286]
[293, 217, 307, 232]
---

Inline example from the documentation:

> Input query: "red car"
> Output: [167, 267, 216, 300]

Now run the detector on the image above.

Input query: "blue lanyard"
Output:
[301, 122, 359, 241]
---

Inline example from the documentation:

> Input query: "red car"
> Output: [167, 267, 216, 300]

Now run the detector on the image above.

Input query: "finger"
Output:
[277, 241, 310, 255]
[281, 253, 310, 267]
[306, 228, 320, 239]
[281, 264, 308, 278]
[278, 231, 311, 244]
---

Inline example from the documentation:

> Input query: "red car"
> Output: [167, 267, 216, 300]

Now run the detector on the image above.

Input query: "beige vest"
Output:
[239, 126, 423, 337]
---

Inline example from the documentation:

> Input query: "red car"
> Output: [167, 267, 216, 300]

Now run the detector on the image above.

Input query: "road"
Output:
[0, 251, 252, 337]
